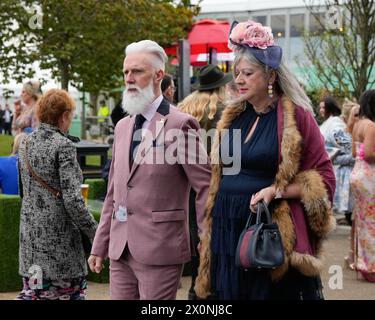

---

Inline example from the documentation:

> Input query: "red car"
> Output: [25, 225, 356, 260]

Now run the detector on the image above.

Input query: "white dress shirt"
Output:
[139, 94, 164, 136]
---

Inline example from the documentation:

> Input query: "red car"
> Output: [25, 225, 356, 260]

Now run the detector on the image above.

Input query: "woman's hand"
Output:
[250, 186, 276, 212]
[347, 105, 360, 134]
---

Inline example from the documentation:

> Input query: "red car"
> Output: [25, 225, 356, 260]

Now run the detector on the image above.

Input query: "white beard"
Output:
[122, 81, 155, 115]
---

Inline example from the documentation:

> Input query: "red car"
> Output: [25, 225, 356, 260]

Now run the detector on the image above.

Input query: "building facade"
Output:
[196, 0, 329, 68]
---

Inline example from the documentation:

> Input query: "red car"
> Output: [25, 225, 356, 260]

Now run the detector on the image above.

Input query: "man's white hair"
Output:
[125, 40, 167, 71]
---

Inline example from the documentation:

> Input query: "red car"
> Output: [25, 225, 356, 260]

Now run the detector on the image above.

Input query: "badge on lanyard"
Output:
[115, 206, 128, 222]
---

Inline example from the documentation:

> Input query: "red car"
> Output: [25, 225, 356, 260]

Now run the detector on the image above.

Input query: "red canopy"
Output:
[171, 52, 234, 67]
[165, 19, 231, 57]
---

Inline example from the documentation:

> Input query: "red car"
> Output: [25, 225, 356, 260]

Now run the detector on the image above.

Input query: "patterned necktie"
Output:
[130, 114, 146, 164]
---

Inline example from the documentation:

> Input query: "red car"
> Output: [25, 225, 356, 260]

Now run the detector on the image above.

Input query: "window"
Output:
[252, 15, 266, 25]
[290, 14, 305, 37]
[290, 14, 306, 64]
[271, 15, 286, 52]
[234, 16, 249, 22]
[310, 12, 325, 35]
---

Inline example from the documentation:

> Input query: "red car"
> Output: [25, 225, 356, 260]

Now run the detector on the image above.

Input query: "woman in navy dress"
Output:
[195, 20, 336, 300]
[211, 103, 278, 299]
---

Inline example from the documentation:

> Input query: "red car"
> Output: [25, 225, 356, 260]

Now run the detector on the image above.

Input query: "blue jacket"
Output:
[0, 155, 19, 195]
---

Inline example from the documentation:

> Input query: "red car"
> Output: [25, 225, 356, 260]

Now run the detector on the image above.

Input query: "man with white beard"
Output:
[88, 40, 211, 300]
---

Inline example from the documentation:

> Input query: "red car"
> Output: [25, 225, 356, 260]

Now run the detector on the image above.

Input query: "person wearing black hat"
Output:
[179, 64, 232, 153]
[195, 20, 335, 300]
[178, 64, 232, 300]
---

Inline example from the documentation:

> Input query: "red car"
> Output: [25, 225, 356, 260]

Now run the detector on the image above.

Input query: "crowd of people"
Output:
[0, 19, 374, 300]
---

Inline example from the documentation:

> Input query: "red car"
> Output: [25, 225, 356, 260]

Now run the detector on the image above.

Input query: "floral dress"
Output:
[350, 142, 375, 281]
[16, 277, 87, 300]
[330, 129, 355, 213]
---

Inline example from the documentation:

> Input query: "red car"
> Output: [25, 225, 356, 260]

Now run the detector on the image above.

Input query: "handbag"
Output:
[24, 137, 92, 255]
[235, 200, 284, 269]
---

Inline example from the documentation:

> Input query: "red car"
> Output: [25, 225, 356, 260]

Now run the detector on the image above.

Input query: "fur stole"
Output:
[195, 97, 336, 299]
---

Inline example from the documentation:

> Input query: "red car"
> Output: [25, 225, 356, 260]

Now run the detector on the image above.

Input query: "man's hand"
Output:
[88, 255, 104, 273]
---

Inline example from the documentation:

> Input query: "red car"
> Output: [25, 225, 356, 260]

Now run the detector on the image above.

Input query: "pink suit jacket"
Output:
[91, 100, 211, 265]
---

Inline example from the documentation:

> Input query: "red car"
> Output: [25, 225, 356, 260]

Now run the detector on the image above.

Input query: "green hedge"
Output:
[0, 195, 109, 292]
[0, 195, 22, 292]
[84, 178, 107, 200]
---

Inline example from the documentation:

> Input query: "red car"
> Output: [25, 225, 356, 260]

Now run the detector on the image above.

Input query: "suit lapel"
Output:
[128, 99, 170, 180]
[124, 116, 136, 178]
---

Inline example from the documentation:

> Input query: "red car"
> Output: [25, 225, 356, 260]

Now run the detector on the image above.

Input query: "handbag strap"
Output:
[245, 200, 272, 227]
[245, 200, 271, 228]
[245, 210, 256, 228]
[256, 200, 272, 224]
[25, 137, 62, 199]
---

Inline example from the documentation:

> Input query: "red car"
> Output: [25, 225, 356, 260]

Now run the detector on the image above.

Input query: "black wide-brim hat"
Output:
[193, 64, 233, 91]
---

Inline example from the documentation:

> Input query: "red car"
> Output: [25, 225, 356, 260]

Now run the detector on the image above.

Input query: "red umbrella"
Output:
[165, 19, 231, 57]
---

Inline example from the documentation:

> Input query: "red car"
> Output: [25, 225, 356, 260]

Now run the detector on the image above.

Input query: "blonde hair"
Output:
[12, 133, 26, 155]
[178, 87, 226, 122]
[341, 98, 359, 122]
[22, 80, 42, 100]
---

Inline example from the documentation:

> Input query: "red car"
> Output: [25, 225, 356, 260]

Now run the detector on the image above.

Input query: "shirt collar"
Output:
[141, 95, 163, 122]
[39, 123, 80, 143]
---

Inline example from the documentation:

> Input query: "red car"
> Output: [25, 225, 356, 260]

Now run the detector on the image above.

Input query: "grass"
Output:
[0, 135, 14, 156]
[86, 155, 101, 166]
[0, 195, 22, 291]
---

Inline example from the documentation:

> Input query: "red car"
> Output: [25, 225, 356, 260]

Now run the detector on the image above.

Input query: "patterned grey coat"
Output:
[18, 123, 98, 280]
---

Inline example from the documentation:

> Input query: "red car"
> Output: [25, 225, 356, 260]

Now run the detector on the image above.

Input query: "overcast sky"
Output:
[192, 0, 326, 12]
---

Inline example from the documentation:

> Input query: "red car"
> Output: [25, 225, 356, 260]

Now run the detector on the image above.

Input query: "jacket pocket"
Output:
[151, 209, 185, 223]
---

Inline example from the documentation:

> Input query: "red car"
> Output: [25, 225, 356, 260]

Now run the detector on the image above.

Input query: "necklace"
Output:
[253, 104, 275, 116]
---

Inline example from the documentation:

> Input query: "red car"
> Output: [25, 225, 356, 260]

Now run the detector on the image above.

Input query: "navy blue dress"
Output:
[211, 103, 278, 300]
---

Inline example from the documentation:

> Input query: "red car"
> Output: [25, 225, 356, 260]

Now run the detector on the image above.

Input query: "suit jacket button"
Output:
[128, 210, 133, 215]
[127, 186, 132, 190]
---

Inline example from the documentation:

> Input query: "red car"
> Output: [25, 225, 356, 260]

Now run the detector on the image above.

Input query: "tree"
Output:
[0, 0, 198, 93]
[0, 1, 36, 84]
[1, 88, 15, 104]
[73, 0, 199, 95]
[302, 0, 375, 99]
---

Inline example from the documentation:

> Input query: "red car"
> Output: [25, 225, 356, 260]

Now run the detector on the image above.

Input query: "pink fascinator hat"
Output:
[228, 20, 283, 70]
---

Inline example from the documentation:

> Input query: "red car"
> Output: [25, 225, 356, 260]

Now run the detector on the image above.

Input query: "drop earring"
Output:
[268, 83, 273, 98]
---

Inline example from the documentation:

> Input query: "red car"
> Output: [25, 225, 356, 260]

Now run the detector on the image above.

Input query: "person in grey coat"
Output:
[17, 89, 98, 300]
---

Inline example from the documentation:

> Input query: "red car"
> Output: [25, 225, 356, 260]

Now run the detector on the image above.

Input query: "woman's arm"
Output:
[331, 129, 355, 166]
[363, 122, 375, 163]
[251, 106, 335, 211]
[347, 105, 360, 134]
[250, 183, 301, 212]
[58, 141, 98, 240]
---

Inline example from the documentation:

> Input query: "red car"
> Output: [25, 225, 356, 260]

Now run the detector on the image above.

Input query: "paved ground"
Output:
[321, 225, 375, 300]
[1, 225, 374, 300]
